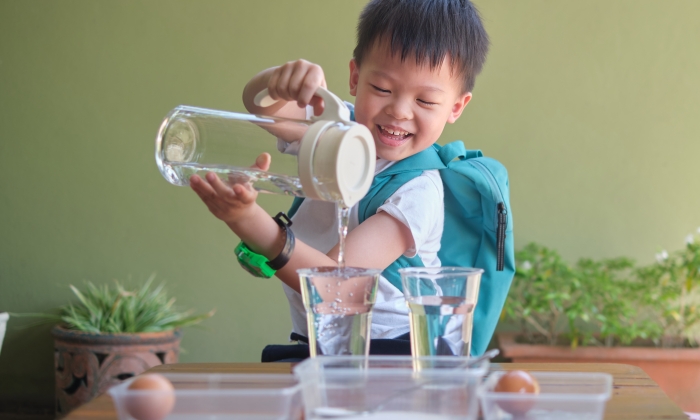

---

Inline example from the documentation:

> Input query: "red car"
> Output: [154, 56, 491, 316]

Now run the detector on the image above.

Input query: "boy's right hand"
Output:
[266, 59, 327, 116]
[189, 153, 272, 225]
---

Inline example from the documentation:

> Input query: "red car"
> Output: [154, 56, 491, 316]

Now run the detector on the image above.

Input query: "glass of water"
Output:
[298, 267, 381, 357]
[400, 267, 483, 357]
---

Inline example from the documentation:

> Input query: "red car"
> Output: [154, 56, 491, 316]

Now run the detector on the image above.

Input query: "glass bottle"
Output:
[155, 88, 375, 207]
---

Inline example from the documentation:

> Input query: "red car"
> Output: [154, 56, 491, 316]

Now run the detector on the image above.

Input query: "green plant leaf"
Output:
[30, 276, 217, 333]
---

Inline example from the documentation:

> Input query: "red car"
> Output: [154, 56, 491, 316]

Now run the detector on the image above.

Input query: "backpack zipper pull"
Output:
[497, 202, 507, 271]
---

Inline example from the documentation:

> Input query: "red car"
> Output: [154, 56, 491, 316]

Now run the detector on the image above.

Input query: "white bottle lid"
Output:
[254, 88, 375, 207]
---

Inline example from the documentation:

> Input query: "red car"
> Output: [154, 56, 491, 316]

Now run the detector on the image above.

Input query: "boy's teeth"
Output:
[380, 125, 409, 136]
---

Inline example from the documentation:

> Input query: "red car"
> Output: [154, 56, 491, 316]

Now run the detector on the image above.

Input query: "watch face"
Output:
[241, 262, 265, 278]
[240, 259, 270, 278]
[238, 258, 275, 279]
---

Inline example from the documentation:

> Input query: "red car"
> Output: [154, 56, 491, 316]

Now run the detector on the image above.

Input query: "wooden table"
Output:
[65, 362, 687, 420]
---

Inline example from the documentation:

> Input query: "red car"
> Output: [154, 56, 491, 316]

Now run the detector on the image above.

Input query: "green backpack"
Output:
[355, 141, 514, 356]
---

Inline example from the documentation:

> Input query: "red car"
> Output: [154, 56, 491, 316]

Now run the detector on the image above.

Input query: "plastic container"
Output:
[155, 87, 375, 208]
[479, 371, 612, 420]
[293, 356, 489, 420]
[108, 373, 302, 420]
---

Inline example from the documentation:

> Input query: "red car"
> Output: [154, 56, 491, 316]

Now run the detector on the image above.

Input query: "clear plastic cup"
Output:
[400, 267, 483, 357]
[297, 267, 381, 357]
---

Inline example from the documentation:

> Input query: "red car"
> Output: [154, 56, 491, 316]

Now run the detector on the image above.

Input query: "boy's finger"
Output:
[275, 64, 294, 101]
[267, 69, 279, 100]
[253, 153, 272, 171]
[296, 72, 320, 107]
[232, 184, 256, 205]
[190, 175, 218, 200]
[267, 67, 284, 101]
[206, 172, 237, 200]
[310, 96, 325, 117]
[288, 68, 307, 103]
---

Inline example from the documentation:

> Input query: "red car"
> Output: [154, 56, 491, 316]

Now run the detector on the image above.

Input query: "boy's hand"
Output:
[267, 59, 327, 116]
[190, 153, 271, 224]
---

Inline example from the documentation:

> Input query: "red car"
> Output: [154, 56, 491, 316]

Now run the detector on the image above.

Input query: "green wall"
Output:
[1, 0, 699, 411]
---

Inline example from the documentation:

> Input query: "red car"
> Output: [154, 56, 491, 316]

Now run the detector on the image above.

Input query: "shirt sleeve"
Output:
[276, 138, 301, 155]
[376, 170, 444, 257]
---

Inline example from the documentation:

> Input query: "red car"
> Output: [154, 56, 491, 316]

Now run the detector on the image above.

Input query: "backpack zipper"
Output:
[469, 160, 508, 272]
[497, 202, 507, 271]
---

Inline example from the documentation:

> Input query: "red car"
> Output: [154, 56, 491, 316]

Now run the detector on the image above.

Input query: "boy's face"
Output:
[349, 41, 472, 161]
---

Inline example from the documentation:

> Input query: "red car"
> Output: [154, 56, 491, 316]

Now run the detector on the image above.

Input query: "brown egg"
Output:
[124, 374, 176, 420]
[494, 370, 540, 416]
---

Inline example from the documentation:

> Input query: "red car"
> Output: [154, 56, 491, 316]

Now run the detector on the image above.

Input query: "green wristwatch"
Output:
[235, 242, 277, 278]
[235, 212, 295, 279]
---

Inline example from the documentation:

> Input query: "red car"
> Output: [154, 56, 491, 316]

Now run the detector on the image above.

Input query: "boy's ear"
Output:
[447, 92, 472, 124]
[349, 59, 359, 96]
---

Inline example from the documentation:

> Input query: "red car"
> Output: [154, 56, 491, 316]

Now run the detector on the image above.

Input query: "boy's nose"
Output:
[385, 99, 412, 120]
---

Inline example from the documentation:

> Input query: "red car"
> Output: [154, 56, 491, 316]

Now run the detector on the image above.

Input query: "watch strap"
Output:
[234, 212, 295, 278]
[267, 212, 295, 270]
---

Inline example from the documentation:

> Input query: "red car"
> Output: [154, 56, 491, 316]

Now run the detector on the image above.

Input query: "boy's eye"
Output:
[418, 99, 437, 106]
[370, 84, 390, 93]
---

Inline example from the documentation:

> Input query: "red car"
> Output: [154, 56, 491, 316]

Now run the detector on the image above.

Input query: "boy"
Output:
[190, 0, 489, 343]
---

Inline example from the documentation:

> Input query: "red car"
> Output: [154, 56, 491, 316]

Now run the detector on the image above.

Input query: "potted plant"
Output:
[34, 276, 213, 416]
[498, 229, 700, 412]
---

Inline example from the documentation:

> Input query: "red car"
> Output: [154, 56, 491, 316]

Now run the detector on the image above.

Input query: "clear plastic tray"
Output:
[293, 356, 489, 420]
[479, 371, 612, 420]
[108, 373, 302, 420]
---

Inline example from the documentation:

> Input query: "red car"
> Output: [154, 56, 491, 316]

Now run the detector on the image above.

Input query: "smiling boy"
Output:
[190, 0, 489, 344]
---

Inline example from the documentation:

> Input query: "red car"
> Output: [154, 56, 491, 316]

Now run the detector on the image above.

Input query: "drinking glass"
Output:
[298, 267, 381, 357]
[400, 267, 483, 357]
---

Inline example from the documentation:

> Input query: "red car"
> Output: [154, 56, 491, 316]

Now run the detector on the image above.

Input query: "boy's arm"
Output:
[242, 60, 327, 123]
[235, 209, 413, 293]
[326, 212, 414, 270]
[192, 168, 413, 293]
[274, 212, 413, 291]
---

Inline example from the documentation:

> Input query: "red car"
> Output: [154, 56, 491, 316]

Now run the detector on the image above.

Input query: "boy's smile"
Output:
[349, 41, 472, 161]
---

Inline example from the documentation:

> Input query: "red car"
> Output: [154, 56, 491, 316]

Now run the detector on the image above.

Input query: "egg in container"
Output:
[123, 374, 176, 420]
[479, 371, 612, 420]
[108, 373, 302, 420]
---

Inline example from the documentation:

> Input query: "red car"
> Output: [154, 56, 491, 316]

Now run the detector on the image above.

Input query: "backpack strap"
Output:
[288, 196, 304, 218]
[359, 144, 446, 221]
[357, 145, 447, 290]
[437, 140, 483, 163]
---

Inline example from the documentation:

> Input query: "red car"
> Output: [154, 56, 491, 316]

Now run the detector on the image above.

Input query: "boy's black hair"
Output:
[353, 0, 489, 92]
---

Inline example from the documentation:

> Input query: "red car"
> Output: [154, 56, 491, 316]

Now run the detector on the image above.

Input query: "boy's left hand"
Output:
[190, 153, 271, 224]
